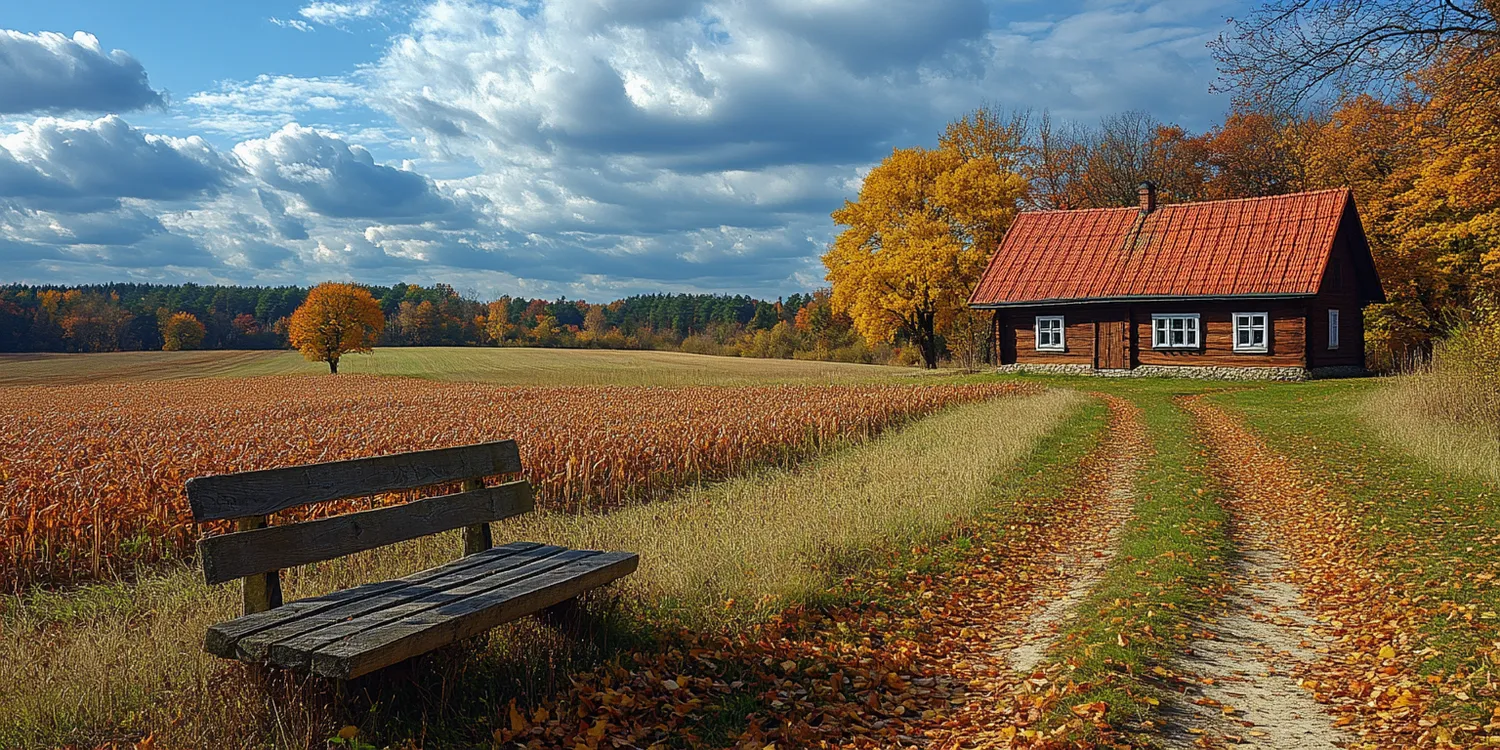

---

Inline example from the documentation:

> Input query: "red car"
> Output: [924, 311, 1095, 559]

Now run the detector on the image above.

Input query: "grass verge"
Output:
[0, 389, 1082, 749]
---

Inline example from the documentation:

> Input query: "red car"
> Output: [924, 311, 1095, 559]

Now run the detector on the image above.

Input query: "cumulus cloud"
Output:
[233, 123, 477, 225]
[350, 0, 1229, 295]
[0, 115, 238, 212]
[0, 30, 165, 114]
[2, 0, 1239, 299]
[256, 188, 311, 240]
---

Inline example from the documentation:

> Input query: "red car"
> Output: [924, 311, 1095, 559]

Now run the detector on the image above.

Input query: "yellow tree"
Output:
[824, 146, 1027, 368]
[288, 282, 385, 373]
[159, 312, 206, 351]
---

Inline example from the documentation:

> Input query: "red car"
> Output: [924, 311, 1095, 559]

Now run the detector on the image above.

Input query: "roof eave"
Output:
[969, 293, 1318, 309]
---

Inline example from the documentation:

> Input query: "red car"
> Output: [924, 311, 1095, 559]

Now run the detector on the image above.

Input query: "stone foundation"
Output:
[993, 362, 1368, 382]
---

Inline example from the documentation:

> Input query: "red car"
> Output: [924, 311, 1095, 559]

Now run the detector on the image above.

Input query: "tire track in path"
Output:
[924, 394, 1146, 748]
[997, 395, 1142, 676]
[1178, 394, 1409, 749]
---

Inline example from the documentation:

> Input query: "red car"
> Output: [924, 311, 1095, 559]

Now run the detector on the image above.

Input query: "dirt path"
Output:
[1165, 539, 1345, 748]
[996, 398, 1141, 675]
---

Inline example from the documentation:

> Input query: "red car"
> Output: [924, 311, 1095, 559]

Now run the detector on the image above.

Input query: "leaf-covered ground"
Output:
[1204, 385, 1500, 748]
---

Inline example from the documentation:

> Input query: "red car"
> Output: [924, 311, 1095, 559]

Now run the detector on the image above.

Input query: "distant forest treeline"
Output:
[0, 282, 908, 364]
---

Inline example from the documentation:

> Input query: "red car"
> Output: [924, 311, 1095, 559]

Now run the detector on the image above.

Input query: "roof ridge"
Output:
[1015, 187, 1352, 217]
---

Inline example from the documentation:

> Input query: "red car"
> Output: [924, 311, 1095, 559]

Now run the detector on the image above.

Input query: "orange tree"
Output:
[288, 282, 385, 373]
[159, 311, 206, 351]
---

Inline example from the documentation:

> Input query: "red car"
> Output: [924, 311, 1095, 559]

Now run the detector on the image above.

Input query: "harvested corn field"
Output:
[0, 375, 1032, 591]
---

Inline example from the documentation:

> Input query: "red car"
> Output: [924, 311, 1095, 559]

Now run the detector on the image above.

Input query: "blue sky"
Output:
[1, 0, 1247, 300]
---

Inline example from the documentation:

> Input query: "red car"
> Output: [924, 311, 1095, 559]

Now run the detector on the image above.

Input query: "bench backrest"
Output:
[189, 440, 533, 614]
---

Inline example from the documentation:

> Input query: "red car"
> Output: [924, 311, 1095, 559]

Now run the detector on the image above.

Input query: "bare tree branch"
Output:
[1212, 0, 1497, 107]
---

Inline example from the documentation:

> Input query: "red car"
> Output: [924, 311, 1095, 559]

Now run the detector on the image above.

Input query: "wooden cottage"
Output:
[968, 184, 1384, 380]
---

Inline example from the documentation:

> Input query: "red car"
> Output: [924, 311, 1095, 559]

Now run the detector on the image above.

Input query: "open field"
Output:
[0, 387, 1085, 749]
[10, 363, 1500, 748]
[1, 375, 1022, 591]
[0, 347, 920, 387]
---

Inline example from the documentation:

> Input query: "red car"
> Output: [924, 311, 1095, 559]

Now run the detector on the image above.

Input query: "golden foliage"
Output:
[158, 312, 205, 351]
[287, 282, 385, 373]
[824, 143, 1027, 368]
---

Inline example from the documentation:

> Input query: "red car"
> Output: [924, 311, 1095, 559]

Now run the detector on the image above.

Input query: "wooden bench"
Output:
[188, 440, 638, 680]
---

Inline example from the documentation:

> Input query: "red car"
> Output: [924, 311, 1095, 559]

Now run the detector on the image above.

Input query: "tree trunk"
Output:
[328, 358, 339, 374]
[917, 310, 939, 369]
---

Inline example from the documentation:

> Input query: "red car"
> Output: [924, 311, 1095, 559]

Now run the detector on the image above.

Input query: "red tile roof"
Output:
[969, 189, 1371, 306]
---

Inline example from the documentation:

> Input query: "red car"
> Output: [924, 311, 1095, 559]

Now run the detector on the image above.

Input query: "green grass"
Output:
[1213, 379, 1500, 723]
[0, 347, 921, 387]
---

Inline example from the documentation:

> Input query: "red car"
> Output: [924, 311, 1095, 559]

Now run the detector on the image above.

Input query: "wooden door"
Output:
[1096, 320, 1129, 369]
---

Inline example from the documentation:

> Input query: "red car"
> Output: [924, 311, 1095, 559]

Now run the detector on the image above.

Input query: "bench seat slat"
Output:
[199, 481, 534, 585]
[187, 440, 523, 521]
[240, 545, 570, 662]
[314, 551, 639, 679]
[204, 541, 540, 657]
[266, 548, 591, 670]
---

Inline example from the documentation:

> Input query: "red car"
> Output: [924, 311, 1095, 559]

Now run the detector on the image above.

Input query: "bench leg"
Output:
[460, 478, 493, 556]
[235, 515, 283, 614]
[541, 597, 595, 639]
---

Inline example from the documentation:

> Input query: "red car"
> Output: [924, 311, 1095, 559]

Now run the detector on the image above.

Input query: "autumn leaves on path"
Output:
[1185, 396, 1488, 748]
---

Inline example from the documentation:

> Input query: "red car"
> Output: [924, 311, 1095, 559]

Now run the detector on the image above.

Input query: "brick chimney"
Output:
[1137, 181, 1157, 214]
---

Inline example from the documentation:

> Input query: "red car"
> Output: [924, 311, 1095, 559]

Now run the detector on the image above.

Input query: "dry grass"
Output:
[1365, 371, 1500, 482]
[500, 387, 1086, 627]
[0, 347, 920, 388]
[0, 388, 1082, 749]
[1365, 319, 1500, 481]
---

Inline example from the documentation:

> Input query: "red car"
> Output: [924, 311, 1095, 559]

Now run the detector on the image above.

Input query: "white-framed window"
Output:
[1152, 313, 1201, 349]
[1328, 309, 1340, 349]
[1035, 316, 1065, 351]
[1233, 312, 1269, 353]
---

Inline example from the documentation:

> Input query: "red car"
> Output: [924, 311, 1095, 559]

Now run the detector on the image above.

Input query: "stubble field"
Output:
[0, 372, 1025, 592]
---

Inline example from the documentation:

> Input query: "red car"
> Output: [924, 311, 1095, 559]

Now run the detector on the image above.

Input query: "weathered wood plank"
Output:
[187, 440, 523, 521]
[312, 551, 637, 679]
[199, 482, 533, 585]
[204, 541, 540, 657]
[460, 477, 493, 556]
[243, 545, 569, 663]
[265, 548, 589, 669]
[235, 516, 282, 614]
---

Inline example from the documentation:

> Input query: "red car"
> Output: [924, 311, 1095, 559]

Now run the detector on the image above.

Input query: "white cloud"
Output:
[233, 123, 477, 225]
[184, 74, 368, 136]
[0, 30, 165, 114]
[352, 0, 1230, 296]
[300, 1, 383, 26]
[269, 17, 316, 32]
[2, 1, 1239, 300]
[0, 115, 238, 211]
